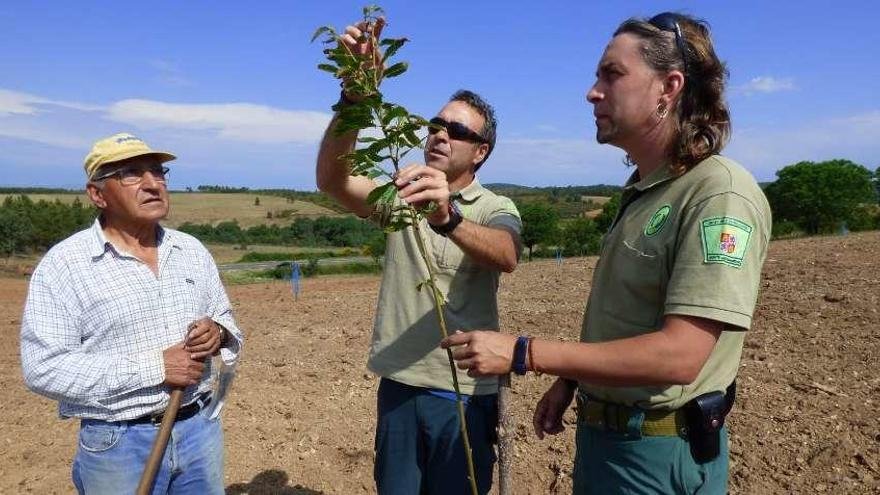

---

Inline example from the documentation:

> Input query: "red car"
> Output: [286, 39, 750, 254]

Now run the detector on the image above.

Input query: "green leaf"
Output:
[367, 169, 387, 180]
[363, 5, 384, 18]
[384, 62, 408, 78]
[381, 103, 409, 126]
[404, 129, 421, 147]
[317, 63, 338, 74]
[383, 217, 412, 233]
[381, 181, 398, 203]
[380, 38, 409, 62]
[310, 26, 335, 43]
[367, 182, 395, 205]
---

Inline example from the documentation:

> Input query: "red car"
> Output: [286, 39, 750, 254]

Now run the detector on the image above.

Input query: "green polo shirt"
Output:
[579, 155, 771, 410]
[367, 177, 522, 395]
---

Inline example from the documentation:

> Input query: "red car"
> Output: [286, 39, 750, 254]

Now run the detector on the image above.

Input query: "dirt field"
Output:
[2, 232, 878, 494]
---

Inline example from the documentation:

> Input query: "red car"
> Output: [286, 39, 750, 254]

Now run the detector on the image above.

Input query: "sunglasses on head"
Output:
[648, 12, 689, 77]
[428, 117, 487, 143]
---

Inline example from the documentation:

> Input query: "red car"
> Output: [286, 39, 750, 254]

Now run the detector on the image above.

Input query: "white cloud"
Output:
[486, 137, 629, 185]
[105, 99, 332, 144]
[738, 76, 796, 95]
[0, 89, 103, 116]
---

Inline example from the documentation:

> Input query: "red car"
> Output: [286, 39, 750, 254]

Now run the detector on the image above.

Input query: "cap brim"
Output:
[104, 150, 176, 166]
[89, 150, 177, 179]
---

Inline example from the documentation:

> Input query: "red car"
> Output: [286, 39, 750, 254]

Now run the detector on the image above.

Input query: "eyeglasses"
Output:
[648, 12, 689, 77]
[428, 117, 487, 143]
[94, 165, 170, 186]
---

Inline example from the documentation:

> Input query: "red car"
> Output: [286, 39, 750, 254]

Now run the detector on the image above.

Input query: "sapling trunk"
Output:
[314, 8, 486, 493]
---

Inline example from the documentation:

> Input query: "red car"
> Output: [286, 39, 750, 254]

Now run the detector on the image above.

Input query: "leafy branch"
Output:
[313, 6, 479, 494]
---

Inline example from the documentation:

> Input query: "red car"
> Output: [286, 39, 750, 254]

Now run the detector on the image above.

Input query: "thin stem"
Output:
[410, 211, 479, 495]
[332, 25, 479, 494]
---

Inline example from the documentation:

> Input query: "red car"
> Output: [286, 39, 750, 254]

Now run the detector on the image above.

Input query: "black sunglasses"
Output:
[648, 12, 689, 77]
[428, 117, 487, 143]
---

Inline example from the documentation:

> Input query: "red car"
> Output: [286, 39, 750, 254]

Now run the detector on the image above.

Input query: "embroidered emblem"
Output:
[644, 204, 671, 237]
[700, 216, 753, 268]
[719, 232, 736, 254]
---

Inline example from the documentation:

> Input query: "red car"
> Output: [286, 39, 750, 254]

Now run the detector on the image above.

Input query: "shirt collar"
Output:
[454, 176, 485, 202]
[88, 217, 175, 259]
[624, 164, 676, 192]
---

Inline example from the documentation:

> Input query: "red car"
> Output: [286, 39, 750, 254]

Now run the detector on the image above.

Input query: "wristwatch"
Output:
[429, 201, 463, 237]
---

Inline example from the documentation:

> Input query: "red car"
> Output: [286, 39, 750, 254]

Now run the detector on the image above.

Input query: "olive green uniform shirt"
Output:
[580, 156, 771, 410]
[367, 177, 521, 395]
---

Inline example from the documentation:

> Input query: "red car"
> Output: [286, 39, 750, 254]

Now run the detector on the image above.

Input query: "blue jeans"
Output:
[72, 410, 224, 495]
[374, 378, 498, 495]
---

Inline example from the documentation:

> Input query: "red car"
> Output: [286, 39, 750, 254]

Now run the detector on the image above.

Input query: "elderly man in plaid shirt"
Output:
[20, 133, 243, 494]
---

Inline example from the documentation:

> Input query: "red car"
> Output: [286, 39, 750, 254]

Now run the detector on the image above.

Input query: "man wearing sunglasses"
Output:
[443, 12, 771, 494]
[21, 133, 243, 494]
[315, 18, 522, 495]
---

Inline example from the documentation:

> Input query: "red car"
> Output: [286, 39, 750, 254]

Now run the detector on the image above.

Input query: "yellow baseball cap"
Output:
[83, 133, 176, 180]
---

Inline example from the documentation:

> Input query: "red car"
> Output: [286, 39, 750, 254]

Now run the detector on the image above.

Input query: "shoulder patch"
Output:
[644, 204, 671, 237]
[700, 216, 753, 268]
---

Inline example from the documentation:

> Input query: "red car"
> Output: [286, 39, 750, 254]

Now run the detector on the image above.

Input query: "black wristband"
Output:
[512, 336, 529, 375]
[429, 201, 463, 237]
[562, 378, 578, 390]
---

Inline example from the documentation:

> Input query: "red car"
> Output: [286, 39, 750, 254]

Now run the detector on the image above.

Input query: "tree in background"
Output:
[0, 208, 31, 259]
[875, 166, 880, 201]
[364, 231, 386, 265]
[594, 192, 621, 233]
[0, 196, 94, 253]
[519, 202, 559, 261]
[764, 159, 877, 234]
[561, 217, 601, 256]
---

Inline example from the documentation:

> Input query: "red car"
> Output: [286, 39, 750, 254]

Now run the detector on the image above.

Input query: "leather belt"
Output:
[130, 393, 212, 426]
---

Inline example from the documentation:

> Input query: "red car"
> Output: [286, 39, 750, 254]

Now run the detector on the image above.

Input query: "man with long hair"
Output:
[444, 13, 771, 493]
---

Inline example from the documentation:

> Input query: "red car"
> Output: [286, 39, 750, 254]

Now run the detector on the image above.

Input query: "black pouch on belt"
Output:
[684, 381, 736, 463]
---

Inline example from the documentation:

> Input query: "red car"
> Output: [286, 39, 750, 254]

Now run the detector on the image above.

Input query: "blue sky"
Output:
[2, 0, 878, 190]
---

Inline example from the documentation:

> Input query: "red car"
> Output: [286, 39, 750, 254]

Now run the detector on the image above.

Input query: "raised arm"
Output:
[315, 18, 386, 218]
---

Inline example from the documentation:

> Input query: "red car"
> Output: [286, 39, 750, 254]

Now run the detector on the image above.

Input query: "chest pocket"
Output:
[431, 234, 480, 273]
[166, 254, 208, 318]
[599, 233, 666, 329]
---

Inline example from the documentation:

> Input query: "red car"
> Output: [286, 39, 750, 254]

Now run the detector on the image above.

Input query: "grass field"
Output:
[0, 192, 343, 228]
[205, 244, 355, 264]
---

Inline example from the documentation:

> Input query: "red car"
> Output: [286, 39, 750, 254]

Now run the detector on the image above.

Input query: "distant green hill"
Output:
[484, 183, 623, 197]
[482, 183, 623, 219]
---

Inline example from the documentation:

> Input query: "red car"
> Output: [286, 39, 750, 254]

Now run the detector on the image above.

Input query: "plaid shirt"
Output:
[21, 219, 242, 421]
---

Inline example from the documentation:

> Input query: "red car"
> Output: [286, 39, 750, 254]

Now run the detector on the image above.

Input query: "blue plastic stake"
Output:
[291, 262, 301, 301]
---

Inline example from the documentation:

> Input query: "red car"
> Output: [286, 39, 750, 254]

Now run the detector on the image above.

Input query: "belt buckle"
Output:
[149, 413, 164, 426]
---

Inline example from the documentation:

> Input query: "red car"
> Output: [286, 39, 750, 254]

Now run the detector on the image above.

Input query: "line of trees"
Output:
[517, 159, 879, 258]
[519, 194, 620, 261]
[177, 216, 383, 249]
[0, 195, 96, 258]
[2, 159, 877, 262]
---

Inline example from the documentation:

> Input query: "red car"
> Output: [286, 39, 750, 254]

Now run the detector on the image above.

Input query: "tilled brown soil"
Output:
[1, 232, 878, 494]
